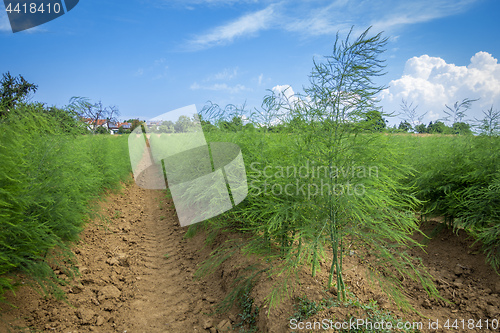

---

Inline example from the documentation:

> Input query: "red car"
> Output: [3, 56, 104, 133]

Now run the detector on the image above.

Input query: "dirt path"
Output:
[0, 180, 229, 333]
[115, 186, 199, 332]
[1, 179, 500, 332]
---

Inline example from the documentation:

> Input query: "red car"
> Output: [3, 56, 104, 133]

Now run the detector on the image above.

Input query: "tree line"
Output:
[0, 72, 142, 134]
[394, 98, 499, 136]
[3, 71, 497, 137]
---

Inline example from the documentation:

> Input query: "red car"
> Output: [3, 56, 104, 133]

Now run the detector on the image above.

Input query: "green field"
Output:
[1, 27, 498, 314]
[193, 128, 500, 311]
[0, 105, 131, 302]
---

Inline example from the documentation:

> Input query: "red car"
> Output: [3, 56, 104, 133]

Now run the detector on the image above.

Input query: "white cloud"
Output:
[271, 84, 312, 109]
[380, 51, 500, 123]
[190, 82, 248, 94]
[366, 1, 476, 35]
[257, 84, 308, 126]
[283, 0, 353, 36]
[208, 68, 238, 81]
[186, 5, 276, 50]
[272, 84, 298, 104]
[258, 73, 264, 85]
[428, 110, 440, 121]
[183, 0, 479, 50]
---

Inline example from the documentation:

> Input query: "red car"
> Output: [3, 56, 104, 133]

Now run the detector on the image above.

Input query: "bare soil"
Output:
[1, 181, 499, 332]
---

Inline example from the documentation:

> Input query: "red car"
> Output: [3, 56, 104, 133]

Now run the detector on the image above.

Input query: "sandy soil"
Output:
[0, 180, 499, 332]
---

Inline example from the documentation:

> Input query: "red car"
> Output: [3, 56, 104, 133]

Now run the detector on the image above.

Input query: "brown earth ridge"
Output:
[1, 180, 499, 332]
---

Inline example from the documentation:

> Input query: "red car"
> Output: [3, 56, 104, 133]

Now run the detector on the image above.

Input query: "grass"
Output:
[290, 293, 422, 333]
[290, 296, 324, 322]
[234, 290, 260, 333]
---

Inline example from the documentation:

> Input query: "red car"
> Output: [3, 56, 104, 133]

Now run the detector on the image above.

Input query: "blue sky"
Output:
[1, 0, 500, 126]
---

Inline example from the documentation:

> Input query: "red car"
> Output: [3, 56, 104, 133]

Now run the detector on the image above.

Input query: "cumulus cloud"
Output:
[271, 84, 302, 107]
[272, 84, 295, 99]
[380, 51, 500, 124]
[270, 84, 315, 115]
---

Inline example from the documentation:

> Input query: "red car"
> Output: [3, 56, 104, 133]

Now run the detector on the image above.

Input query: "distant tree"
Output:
[201, 119, 217, 132]
[68, 97, 119, 134]
[217, 116, 246, 132]
[218, 120, 230, 131]
[129, 119, 142, 132]
[0, 72, 38, 117]
[67, 97, 97, 132]
[243, 122, 255, 132]
[398, 121, 412, 132]
[268, 123, 286, 133]
[415, 123, 427, 134]
[95, 125, 110, 134]
[117, 126, 130, 134]
[174, 115, 192, 133]
[451, 122, 472, 135]
[427, 121, 448, 134]
[159, 120, 174, 133]
[383, 124, 399, 133]
[364, 110, 386, 132]
[230, 116, 243, 131]
[104, 104, 120, 131]
[149, 123, 159, 133]
[199, 101, 251, 132]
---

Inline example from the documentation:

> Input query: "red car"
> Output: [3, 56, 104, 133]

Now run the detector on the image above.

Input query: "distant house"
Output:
[108, 121, 132, 134]
[81, 118, 108, 132]
[146, 120, 162, 131]
[80, 118, 132, 134]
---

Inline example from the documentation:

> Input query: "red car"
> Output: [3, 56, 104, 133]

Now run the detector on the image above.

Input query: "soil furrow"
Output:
[0, 181, 226, 333]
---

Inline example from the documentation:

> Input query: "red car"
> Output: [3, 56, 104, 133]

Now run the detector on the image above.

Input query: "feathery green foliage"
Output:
[195, 27, 440, 313]
[396, 133, 500, 271]
[0, 103, 131, 303]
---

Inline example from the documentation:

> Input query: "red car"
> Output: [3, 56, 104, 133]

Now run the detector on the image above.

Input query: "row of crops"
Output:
[0, 104, 131, 302]
[399, 134, 500, 270]
[198, 128, 434, 310]
[193, 128, 500, 311]
[187, 27, 500, 312]
[2, 27, 498, 314]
